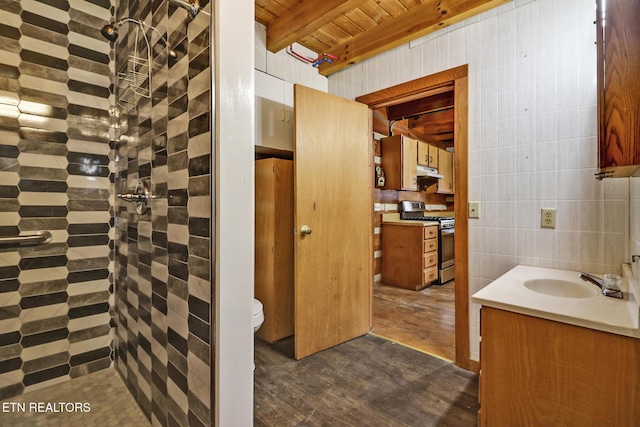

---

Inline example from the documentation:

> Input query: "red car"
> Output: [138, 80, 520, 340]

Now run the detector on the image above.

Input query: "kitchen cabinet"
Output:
[596, 0, 640, 179]
[255, 158, 294, 342]
[255, 70, 294, 154]
[479, 307, 640, 426]
[417, 141, 439, 169]
[381, 135, 418, 191]
[381, 222, 438, 290]
[427, 148, 454, 194]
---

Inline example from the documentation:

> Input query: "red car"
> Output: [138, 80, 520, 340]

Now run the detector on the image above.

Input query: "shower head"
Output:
[100, 21, 122, 42]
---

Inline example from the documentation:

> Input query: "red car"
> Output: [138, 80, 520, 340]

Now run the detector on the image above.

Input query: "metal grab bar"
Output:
[0, 231, 52, 247]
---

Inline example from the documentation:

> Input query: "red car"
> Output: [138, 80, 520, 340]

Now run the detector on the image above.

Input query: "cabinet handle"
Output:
[300, 225, 312, 236]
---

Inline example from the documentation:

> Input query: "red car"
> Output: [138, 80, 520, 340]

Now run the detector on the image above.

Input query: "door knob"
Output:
[300, 225, 312, 236]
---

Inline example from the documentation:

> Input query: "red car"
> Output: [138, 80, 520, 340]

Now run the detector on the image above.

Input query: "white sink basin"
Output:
[524, 278, 600, 299]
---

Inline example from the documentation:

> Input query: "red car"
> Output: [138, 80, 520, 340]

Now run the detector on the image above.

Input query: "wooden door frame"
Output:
[356, 65, 477, 372]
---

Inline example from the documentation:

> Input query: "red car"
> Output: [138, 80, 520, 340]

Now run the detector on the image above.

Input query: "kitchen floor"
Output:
[373, 280, 455, 361]
[254, 334, 478, 426]
[0, 368, 149, 427]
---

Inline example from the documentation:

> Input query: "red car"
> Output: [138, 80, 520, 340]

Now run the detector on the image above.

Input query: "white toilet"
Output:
[252, 298, 264, 333]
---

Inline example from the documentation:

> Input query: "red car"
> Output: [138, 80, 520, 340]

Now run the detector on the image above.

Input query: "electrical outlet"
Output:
[468, 202, 480, 219]
[541, 208, 556, 229]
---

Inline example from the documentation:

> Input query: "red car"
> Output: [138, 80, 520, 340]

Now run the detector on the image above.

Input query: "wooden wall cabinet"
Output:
[479, 307, 640, 426]
[381, 135, 418, 191]
[427, 148, 454, 194]
[596, 0, 640, 179]
[417, 141, 439, 169]
[255, 158, 294, 342]
[255, 70, 294, 154]
[381, 223, 438, 290]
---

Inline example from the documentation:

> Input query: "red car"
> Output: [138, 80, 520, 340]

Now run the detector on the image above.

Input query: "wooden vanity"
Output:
[479, 307, 640, 426]
[473, 265, 640, 426]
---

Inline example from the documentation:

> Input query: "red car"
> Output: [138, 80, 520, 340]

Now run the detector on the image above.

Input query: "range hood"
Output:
[416, 165, 444, 179]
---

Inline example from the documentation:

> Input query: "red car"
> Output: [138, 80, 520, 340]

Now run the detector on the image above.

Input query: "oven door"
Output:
[439, 228, 455, 284]
[440, 228, 455, 268]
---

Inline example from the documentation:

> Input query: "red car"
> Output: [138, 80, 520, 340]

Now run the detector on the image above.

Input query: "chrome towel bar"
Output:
[0, 231, 52, 247]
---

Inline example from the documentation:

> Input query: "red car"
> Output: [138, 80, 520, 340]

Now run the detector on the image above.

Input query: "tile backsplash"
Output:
[328, 0, 630, 361]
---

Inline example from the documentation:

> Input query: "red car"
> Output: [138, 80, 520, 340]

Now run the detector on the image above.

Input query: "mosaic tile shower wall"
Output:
[0, 0, 115, 399]
[111, 0, 212, 426]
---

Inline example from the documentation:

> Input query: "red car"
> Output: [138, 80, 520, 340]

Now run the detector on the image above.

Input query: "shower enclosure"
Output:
[0, 0, 213, 425]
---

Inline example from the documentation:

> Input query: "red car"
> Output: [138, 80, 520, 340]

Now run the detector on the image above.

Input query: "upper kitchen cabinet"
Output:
[255, 70, 294, 155]
[427, 149, 454, 195]
[417, 141, 439, 169]
[596, 0, 640, 179]
[381, 135, 418, 191]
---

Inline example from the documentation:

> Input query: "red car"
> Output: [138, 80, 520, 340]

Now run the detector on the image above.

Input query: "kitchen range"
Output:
[399, 201, 455, 285]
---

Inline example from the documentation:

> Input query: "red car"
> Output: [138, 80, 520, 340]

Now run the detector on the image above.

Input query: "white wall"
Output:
[215, 0, 255, 425]
[328, 0, 630, 361]
[255, 21, 328, 91]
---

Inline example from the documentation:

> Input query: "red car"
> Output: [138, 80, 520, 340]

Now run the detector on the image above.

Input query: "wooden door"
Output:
[294, 85, 371, 359]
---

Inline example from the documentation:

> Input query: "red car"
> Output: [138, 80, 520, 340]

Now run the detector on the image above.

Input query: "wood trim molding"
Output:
[356, 65, 467, 108]
[360, 66, 472, 371]
[453, 75, 471, 372]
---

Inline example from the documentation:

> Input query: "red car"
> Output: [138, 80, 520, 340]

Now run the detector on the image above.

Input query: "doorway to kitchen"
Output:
[356, 65, 473, 371]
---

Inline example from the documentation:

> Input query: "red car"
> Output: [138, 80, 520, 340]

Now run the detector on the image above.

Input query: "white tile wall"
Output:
[255, 22, 328, 91]
[327, 0, 631, 361]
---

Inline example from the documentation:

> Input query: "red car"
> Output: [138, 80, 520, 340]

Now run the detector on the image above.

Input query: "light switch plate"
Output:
[541, 208, 556, 228]
[468, 202, 480, 219]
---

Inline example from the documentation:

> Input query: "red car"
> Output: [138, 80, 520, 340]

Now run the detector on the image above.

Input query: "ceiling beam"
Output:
[318, 0, 511, 75]
[266, 0, 365, 53]
[387, 91, 454, 120]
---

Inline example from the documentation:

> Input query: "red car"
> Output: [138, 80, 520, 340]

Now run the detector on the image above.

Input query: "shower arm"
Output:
[167, 0, 210, 20]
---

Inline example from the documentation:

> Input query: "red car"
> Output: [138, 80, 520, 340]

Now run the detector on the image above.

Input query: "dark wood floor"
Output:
[254, 334, 478, 426]
[373, 281, 455, 361]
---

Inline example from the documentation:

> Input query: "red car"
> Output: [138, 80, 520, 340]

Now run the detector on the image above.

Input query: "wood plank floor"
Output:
[372, 281, 455, 361]
[254, 334, 479, 426]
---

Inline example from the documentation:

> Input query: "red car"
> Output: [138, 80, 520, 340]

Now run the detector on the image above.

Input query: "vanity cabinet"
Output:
[255, 70, 294, 154]
[479, 307, 640, 426]
[381, 222, 438, 290]
[255, 158, 294, 342]
[596, 0, 640, 178]
[381, 135, 418, 191]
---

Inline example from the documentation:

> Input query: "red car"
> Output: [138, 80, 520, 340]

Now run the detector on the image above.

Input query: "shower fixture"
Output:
[100, 18, 177, 58]
[167, 0, 203, 21]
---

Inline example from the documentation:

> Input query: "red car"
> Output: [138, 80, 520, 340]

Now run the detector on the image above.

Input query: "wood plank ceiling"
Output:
[256, 0, 511, 76]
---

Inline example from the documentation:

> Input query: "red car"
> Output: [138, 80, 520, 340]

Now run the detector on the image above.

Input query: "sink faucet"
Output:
[579, 272, 623, 299]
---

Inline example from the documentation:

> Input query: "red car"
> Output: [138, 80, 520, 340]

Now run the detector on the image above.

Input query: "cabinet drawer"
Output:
[423, 266, 438, 284]
[423, 238, 437, 253]
[423, 226, 438, 239]
[424, 252, 437, 268]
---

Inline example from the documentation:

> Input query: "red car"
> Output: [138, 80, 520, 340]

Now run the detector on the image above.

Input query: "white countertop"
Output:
[471, 265, 640, 339]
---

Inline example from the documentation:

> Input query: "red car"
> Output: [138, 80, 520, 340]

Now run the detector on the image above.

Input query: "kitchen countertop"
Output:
[381, 213, 439, 227]
[471, 264, 640, 339]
